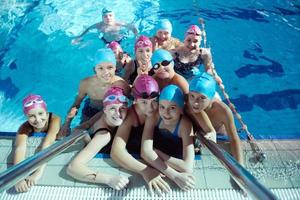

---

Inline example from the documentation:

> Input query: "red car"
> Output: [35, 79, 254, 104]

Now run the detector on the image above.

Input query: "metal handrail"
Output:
[0, 129, 88, 192]
[197, 132, 277, 200]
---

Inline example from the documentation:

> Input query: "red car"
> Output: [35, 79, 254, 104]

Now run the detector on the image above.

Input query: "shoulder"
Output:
[50, 113, 61, 124]
[17, 121, 33, 136]
[212, 100, 232, 116]
[180, 115, 193, 129]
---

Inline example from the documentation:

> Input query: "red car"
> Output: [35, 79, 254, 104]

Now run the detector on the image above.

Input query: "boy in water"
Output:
[58, 48, 130, 138]
[72, 8, 138, 45]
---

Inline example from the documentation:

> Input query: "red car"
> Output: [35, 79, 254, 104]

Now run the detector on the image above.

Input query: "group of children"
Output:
[13, 8, 243, 195]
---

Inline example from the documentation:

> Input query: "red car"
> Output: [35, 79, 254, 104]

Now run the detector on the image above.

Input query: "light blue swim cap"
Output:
[159, 84, 184, 109]
[151, 49, 173, 66]
[102, 8, 113, 15]
[94, 48, 116, 66]
[189, 72, 216, 99]
[156, 19, 172, 34]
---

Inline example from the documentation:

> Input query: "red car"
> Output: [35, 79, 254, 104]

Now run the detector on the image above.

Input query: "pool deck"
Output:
[0, 136, 299, 198]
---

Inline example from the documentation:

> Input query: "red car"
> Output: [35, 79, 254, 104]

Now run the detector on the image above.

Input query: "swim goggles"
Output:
[23, 98, 45, 108]
[134, 90, 159, 99]
[153, 60, 173, 70]
[135, 40, 152, 48]
[103, 95, 128, 103]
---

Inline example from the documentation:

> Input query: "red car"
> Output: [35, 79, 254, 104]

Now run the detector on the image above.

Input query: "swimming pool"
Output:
[0, 0, 300, 139]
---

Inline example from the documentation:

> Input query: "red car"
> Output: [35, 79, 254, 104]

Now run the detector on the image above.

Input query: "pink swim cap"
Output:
[134, 35, 152, 52]
[107, 41, 122, 51]
[185, 25, 202, 38]
[132, 75, 159, 99]
[103, 87, 128, 107]
[22, 94, 47, 115]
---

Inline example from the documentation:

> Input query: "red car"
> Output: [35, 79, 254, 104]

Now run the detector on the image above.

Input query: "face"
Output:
[184, 34, 202, 50]
[102, 12, 115, 25]
[104, 103, 127, 126]
[159, 100, 181, 125]
[153, 60, 174, 79]
[188, 91, 210, 113]
[136, 97, 158, 117]
[156, 30, 170, 41]
[26, 107, 48, 129]
[94, 62, 116, 82]
[135, 47, 152, 64]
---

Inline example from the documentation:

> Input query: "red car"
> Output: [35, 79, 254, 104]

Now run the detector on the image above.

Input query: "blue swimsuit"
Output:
[153, 115, 183, 158]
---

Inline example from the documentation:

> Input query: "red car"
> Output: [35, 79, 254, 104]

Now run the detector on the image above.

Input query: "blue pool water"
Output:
[0, 0, 299, 139]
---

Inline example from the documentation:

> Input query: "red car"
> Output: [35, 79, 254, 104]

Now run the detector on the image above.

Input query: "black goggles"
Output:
[136, 91, 159, 99]
[153, 60, 173, 70]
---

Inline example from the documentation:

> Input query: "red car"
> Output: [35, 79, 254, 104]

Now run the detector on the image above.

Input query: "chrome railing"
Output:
[197, 132, 277, 200]
[0, 129, 88, 192]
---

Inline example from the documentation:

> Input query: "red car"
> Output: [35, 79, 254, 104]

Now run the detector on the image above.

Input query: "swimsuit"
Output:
[128, 60, 154, 85]
[173, 51, 203, 80]
[90, 127, 118, 154]
[81, 98, 103, 123]
[126, 106, 144, 155]
[153, 115, 183, 158]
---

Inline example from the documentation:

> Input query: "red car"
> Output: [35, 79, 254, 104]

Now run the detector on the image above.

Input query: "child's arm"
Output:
[58, 80, 87, 138]
[13, 123, 31, 192]
[221, 102, 243, 165]
[71, 23, 99, 44]
[26, 114, 61, 186]
[111, 112, 170, 194]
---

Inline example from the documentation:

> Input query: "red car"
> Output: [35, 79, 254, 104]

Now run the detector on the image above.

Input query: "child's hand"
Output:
[14, 180, 29, 193]
[68, 107, 78, 118]
[173, 172, 195, 191]
[142, 167, 171, 196]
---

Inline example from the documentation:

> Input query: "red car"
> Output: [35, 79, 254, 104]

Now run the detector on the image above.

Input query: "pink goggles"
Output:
[135, 36, 152, 52]
[22, 94, 47, 114]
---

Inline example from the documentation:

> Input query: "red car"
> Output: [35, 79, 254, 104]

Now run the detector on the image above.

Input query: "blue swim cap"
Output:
[189, 72, 216, 99]
[94, 48, 116, 66]
[156, 19, 172, 34]
[159, 84, 184, 109]
[102, 8, 113, 15]
[151, 49, 173, 66]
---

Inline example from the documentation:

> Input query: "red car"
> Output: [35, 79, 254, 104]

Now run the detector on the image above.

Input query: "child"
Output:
[67, 87, 130, 190]
[13, 94, 61, 193]
[151, 49, 189, 95]
[187, 72, 243, 164]
[107, 41, 131, 77]
[58, 48, 129, 138]
[111, 75, 171, 195]
[150, 19, 182, 51]
[142, 85, 195, 191]
[124, 36, 153, 85]
[72, 8, 138, 45]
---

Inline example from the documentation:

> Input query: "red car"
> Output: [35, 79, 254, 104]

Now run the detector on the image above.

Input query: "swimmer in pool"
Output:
[142, 85, 196, 191]
[111, 75, 171, 195]
[67, 87, 130, 190]
[57, 48, 130, 139]
[13, 94, 61, 193]
[150, 19, 182, 51]
[71, 8, 138, 45]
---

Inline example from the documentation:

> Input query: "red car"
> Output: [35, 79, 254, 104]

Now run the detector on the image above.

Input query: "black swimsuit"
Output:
[128, 60, 154, 85]
[173, 50, 203, 80]
[153, 115, 183, 158]
[126, 106, 144, 155]
[90, 127, 118, 154]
